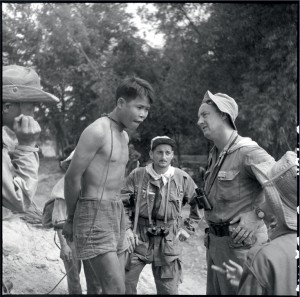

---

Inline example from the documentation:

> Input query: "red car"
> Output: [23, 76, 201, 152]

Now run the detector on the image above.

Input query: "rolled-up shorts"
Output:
[73, 196, 129, 260]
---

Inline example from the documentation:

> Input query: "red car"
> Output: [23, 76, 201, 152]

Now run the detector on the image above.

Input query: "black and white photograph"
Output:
[2, 1, 298, 295]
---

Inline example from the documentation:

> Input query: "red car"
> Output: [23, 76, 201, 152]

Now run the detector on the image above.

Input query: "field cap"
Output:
[251, 151, 297, 232]
[3, 65, 59, 103]
[203, 90, 238, 130]
[151, 136, 176, 151]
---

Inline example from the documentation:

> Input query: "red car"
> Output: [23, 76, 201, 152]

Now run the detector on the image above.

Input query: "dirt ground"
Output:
[3, 158, 207, 295]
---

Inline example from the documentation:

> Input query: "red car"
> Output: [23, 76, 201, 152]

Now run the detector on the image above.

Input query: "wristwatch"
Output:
[255, 207, 265, 219]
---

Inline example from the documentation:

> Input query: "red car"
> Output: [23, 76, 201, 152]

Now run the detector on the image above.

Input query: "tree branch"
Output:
[177, 4, 202, 38]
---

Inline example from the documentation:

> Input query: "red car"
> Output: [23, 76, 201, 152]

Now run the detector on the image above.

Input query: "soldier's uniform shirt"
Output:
[2, 127, 39, 212]
[204, 131, 274, 295]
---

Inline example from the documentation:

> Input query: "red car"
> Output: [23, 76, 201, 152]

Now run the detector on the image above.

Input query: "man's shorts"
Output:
[73, 196, 129, 260]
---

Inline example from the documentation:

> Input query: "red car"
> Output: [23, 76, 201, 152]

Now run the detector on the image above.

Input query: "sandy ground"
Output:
[3, 158, 207, 295]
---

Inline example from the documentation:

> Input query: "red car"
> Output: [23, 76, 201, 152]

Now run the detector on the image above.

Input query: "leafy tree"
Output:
[147, 3, 297, 159]
[3, 3, 160, 158]
[3, 3, 297, 162]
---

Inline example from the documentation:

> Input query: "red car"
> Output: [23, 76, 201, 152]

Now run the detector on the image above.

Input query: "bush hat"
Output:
[151, 136, 176, 151]
[251, 151, 297, 231]
[202, 90, 238, 130]
[3, 65, 59, 103]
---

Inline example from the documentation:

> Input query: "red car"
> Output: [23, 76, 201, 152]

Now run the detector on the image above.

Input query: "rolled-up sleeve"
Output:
[2, 146, 39, 213]
[244, 146, 274, 178]
[244, 147, 275, 207]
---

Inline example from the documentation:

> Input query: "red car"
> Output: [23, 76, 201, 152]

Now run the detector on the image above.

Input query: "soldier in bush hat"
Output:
[197, 90, 274, 295]
[2, 65, 59, 213]
[237, 150, 298, 295]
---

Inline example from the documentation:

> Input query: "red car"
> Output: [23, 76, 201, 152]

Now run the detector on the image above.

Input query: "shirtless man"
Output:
[62, 77, 154, 294]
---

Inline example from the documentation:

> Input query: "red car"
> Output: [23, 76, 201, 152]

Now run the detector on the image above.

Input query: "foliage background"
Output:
[2, 2, 298, 163]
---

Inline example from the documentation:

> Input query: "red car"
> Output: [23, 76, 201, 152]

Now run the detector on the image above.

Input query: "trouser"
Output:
[205, 226, 268, 295]
[125, 253, 181, 295]
[62, 259, 82, 294]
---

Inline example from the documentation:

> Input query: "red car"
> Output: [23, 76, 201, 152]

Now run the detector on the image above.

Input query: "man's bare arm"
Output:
[64, 121, 105, 219]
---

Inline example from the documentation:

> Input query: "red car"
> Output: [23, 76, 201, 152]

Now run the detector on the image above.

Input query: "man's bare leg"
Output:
[117, 251, 126, 283]
[83, 252, 125, 294]
[82, 260, 102, 294]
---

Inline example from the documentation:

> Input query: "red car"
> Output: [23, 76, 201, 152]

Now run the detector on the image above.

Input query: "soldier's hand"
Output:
[62, 221, 73, 242]
[211, 259, 243, 287]
[60, 244, 72, 261]
[13, 114, 41, 147]
[175, 229, 190, 242]
[230, 210, 259, 244]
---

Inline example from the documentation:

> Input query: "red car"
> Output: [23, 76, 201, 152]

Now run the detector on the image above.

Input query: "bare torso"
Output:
[80, 117, 129, 199]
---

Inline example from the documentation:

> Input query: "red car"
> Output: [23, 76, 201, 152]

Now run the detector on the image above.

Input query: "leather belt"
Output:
[208, 222, 230, 237]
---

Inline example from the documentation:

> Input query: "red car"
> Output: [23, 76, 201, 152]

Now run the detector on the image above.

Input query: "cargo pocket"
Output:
[163, 231, 182, 257]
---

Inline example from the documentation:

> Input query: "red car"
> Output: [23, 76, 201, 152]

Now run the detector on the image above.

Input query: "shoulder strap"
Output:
[164, 177, 171, 224]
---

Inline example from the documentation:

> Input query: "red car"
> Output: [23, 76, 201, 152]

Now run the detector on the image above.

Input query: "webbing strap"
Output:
[145, 182, 153, 226]
[164, 177, 171, 224]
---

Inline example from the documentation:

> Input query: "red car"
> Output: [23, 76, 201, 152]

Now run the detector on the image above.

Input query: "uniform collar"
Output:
[146, 163, 175, 185]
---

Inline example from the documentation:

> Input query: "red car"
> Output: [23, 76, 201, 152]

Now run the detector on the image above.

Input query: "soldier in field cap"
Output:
[197, 90, 274, 295]
[2, 65, 59, 213]
[122, 136, 202, 294]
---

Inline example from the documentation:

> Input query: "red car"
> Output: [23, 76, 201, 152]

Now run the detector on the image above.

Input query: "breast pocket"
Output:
[217, 170, 240, 201]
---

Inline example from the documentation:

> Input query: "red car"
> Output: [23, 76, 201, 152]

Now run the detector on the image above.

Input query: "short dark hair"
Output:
[116, 76, 154, 104]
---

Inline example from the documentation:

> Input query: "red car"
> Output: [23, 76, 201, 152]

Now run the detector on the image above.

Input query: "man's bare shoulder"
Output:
[82, 117, 109, 139]
[74, 117, 110, 154]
